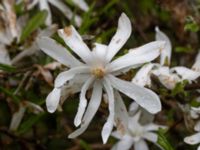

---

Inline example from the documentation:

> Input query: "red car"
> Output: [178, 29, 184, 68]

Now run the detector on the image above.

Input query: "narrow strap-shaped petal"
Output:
[155, 27, 172, 66]
[111, 135, 134, 150]
[109, 75, 161, 114]
[192, 51, 200, 72]
[107, 41, 165, 72]
[37, 37, 83, 67]
[134, 140, 149, 150]
[9, 104, 26, 131]
[132, 63, 155, 87]
[184, 132, 200, 145]
[48, 0, 82, 26]
[114, 91, 129, 134]
[195, 121, 200, 132]
[74, 76, 95, 127]
[72, 0, 89, 11]
[92, 43, 108, 65]
[142, 132, 158, 143]
[101, 78, 115, 144]
[0, 45, 11, 65]
[54, 66, 90, 88]
[144, 123, 166, 132]
[68, 81, 102, 138]
[39, 0, 52, 25]
[106, 13, 132, 62]
[46, 88, 61, 113]
[171, 66, 200, 81]
[58, 26, 93, 64]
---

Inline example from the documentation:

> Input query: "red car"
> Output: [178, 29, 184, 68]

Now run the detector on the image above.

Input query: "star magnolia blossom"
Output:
[184, 121, 200, 150]
[112, 96, 166, 150]
[37, 13, 165, 143]
[21, 0, 89, 26]
[132, 27, 200, 89]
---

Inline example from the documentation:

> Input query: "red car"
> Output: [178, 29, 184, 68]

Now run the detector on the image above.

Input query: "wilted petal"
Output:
[0, 45, 11, 65]
[108, 41, 165, 72]
[68, 81, 102, 138]
[195, 121, 200, 132]
[101, 78, 115, 144]
[54, 66, 90, 88]
[48, 0, 82, 26]
[9, 104, 26, 131]
[58, 26, 92, 64]
[132, 63, 155, 87]
[39, 0, 52, 25]
[109, 75, 161, 114]
[155, 27, 172, 66]
[143, 132, 158, 143]
[25, 101, 44, 114]
[46, 88, 61, 113]
[74, 76, 95, 127]
[184, 132, 200, 145]
[72, 0, 89, 11]
[192, 51, 200, 72]
[172, 66, 200, 81]
[106, 13, 132, 62]
[134, 140, 149, 150]
[37, 37, 82, 67]
[111, 135, 133, 150]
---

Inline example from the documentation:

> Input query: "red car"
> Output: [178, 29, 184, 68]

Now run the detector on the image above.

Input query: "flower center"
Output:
[91, 67, 105, 78]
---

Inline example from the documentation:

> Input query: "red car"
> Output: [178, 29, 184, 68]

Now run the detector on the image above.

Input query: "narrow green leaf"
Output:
[20, 10, 47, 42]
[157, 128, 174, 150]
[79, 140, 92, 150]
[0, 63, 16, 72]
[0, 86, 20, 103]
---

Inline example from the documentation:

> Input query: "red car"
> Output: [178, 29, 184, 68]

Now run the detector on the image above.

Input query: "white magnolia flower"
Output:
[112, 99, 166, 150]
[37, 13, 165, 143]
[132, 27, 200, 89]
[22, 0, 89, 26]
[184, 121, 200, 150]
[9, 101, 44, 131]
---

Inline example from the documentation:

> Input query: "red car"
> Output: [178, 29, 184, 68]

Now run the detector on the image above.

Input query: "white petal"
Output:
[129, 102, 139, 115]
[58, 26, 92, 64]
[68, 81, 102, 138]
[38, 24, 58, 37]
[92, 43, 107, 65]
[39, 0, 52, 25]
[25, 101, 44, 114]
[0, 45, 11, 65]
[54, 66, 90, 88]
[101, 78, 115, 144]
[132, 63, 155, 87]
[134, 140, 149, 150]
[171, 66, 200, 81]
[106, 13, 132, 62]
[114, 91, 129, 134]
[111, 135, 134, 150]
[48, 0, 82, 26]
[155, 27, 172, 65]
[108, 41, 165, 72]
[74, 76, 95, 127]
[112, 131, 123, 139]
[72, 0, 89, 11]
[27, 0, 39, 9]
[37, 37, 82, 67]
[143, 132, 158, 143]
[144, 123, 166, 132]
[109, 75, 161, 114]
[192, 50, 200, 72]
[184, 132, 200, 145]
[198, 145, 200, 150]
[195, 121, 200, 132]
[9, 104, 26, 131]
[46, 88, 61, 113]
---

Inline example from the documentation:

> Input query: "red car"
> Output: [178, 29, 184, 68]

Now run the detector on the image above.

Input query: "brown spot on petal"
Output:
[64, 26, 72, 36]
[116, 118, 125, 135]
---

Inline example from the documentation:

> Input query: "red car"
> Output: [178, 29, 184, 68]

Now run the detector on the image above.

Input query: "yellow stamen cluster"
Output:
[91, 67, 105, 78]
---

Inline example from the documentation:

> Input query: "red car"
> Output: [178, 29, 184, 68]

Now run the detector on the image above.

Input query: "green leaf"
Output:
[0, 86, 20, 103]
[18, 113, 45, 134]
[20, 10, 47, 42]
[157, 128, 174, 150]
[172, 80, 188, 96]
[79, 140, 92, 150]
[184, 16, 200, 32]
[0, 63, 16, 72]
